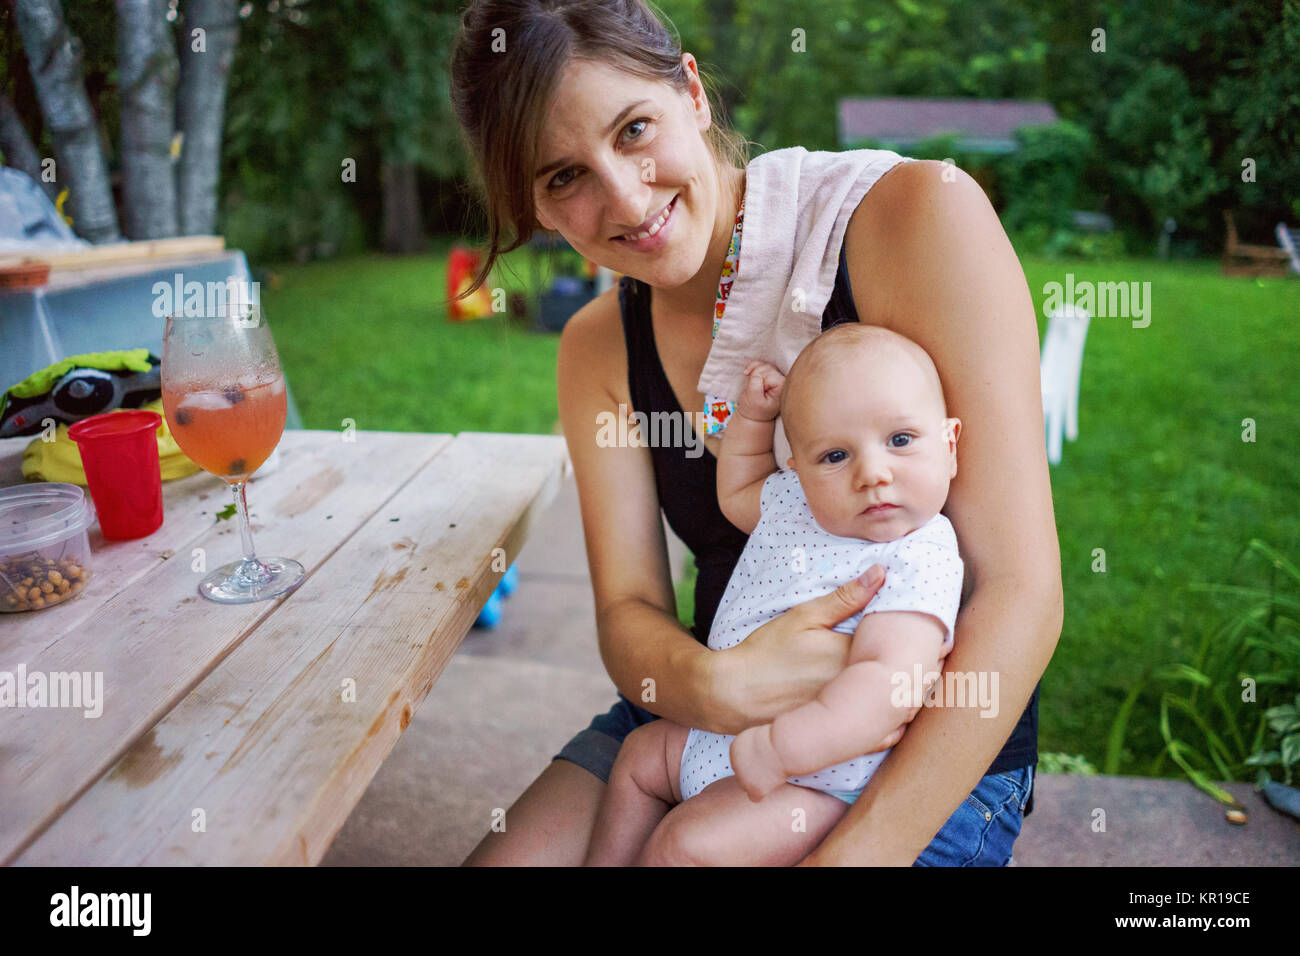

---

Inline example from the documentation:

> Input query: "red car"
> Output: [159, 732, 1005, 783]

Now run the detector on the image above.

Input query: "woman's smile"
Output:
[611, 194, 679, 251]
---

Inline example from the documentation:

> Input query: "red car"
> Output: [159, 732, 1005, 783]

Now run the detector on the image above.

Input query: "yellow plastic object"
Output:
[20, 399, 202, 484]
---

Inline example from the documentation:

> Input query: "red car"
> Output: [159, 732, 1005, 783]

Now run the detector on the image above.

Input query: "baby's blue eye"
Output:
[889, 434, 912, 448]
[824, 450, 847, 464]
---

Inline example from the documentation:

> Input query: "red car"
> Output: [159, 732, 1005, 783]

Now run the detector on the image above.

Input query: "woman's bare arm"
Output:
[556, 295, 729, 731]
[804, 161, 1064, 865]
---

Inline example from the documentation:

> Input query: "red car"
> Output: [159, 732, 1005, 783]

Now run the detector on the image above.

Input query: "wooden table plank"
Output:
[14, 432, 569, 865]
[0, 430, 452, 864]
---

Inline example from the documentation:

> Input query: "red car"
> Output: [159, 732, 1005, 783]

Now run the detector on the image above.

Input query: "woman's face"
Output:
[532, 55, 719, 289]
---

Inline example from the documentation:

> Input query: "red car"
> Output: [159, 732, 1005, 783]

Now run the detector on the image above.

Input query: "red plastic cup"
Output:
[68, 410, 165, 541]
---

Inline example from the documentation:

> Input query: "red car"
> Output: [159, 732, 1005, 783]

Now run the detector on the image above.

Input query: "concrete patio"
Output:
[321, 473, 1300, 866]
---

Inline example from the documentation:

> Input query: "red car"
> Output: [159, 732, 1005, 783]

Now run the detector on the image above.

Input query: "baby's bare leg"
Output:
[584, 719, 690, 866]
[638, 777, 850, 866]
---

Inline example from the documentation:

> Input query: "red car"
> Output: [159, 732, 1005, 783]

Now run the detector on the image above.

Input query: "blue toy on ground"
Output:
[473, 563, 519, 629]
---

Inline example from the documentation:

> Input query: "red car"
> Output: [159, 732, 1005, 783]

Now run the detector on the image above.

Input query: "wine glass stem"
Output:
[231, 480, 268, 583]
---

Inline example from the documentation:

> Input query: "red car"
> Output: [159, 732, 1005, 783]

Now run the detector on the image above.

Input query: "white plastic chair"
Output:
[595, 265, 619, 295]
[1041, 304, 1090, 465]
[1276, 222, 1300, 274]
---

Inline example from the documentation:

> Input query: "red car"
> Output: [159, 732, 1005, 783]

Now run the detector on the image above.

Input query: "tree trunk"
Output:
[117, 0, 179, 239]
[708, 0, 741, 123]
[381, 160, 425, 254]
[14, 0, 121, 242]
[0, 92, 55, 199]
[176, 0, 239, 235]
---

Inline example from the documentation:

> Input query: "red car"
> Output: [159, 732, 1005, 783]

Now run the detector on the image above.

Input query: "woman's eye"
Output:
[889, 433, 912, 448]
[824, 450, 847, 464]
[547, 120, 649, 192]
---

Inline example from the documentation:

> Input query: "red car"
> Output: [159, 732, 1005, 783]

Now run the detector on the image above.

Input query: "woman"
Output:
[450, 0, 1062, 866]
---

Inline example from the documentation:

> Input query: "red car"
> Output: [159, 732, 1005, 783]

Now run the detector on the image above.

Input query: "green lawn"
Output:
[1019, 258, 1299, 773]
[263, 248, 1300, 775]
[262, 239, 563, 435]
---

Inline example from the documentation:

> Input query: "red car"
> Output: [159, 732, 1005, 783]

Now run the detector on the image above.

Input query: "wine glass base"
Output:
[199, 556, 305, 604]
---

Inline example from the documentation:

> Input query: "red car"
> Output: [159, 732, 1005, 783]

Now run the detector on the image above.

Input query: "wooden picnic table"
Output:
[0, 428, 569, 864]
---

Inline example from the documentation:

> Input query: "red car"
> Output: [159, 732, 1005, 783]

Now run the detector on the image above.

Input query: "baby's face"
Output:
[785, 352, 959, 543]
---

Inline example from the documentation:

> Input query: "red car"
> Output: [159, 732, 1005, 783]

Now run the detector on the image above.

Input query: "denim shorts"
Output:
[553, 694, 1035, 866]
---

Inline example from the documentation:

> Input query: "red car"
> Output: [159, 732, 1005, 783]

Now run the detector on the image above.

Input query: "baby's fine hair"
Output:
[780, 324, 948, 433]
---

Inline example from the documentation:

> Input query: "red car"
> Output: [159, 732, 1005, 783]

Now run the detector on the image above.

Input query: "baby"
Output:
[584, 323, 964, 866]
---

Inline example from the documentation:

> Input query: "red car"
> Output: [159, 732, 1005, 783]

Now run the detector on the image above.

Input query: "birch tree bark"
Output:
[117, 0, 179, 238]
[0, 92, 55, 199]
[14, 0, 121, 242]
[176, 0, 239, 235]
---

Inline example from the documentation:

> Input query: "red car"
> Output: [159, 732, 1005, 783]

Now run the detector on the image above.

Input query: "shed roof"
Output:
[839, 98, 1059, 152]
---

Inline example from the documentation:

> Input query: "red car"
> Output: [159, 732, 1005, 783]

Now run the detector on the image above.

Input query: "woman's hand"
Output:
[710, 565, 902, 743]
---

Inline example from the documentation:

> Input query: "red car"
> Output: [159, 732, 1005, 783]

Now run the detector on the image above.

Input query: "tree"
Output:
[177, 0, 240, 234]
[10, 0, 121, 241]
[1038, 0, 1300, 245]
[2, 0, 240, 243]
[218, 0, 464, 259]
[0, 89, 50, 195]
[117, 0, 179, 238]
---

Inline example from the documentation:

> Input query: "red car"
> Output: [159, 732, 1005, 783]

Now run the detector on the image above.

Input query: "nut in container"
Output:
[0, 482, 95, 613]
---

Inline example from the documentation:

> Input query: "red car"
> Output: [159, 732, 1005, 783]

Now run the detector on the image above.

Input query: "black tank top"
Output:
[617, 239, 1040, 806]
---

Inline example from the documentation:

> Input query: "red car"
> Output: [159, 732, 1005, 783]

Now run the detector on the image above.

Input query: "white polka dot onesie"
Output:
[678, 468, 964, 802]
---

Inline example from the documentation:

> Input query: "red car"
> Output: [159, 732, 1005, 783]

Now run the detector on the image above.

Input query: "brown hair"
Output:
[448, 0, 750, 300]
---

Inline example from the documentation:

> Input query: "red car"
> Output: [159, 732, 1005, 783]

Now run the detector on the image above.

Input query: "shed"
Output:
[839, 98, 1059, 152]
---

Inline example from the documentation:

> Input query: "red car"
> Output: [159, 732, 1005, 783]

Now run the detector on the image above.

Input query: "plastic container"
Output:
[0, 482, 96, 613]
[68, 409, 164, 540]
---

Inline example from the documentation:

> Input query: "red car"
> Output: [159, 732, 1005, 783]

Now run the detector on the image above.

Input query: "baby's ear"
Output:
[945, 419, 961, 478]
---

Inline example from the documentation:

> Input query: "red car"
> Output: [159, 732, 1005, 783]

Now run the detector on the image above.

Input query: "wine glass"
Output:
[161, 306, 305, 603]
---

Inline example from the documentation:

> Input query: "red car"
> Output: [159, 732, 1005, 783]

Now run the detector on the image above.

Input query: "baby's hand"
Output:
[737, 360, 785, 423]
[731, 724, 790, 802]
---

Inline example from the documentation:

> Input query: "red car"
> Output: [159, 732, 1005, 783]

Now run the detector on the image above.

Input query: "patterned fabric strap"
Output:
[701, 196, 745, 436]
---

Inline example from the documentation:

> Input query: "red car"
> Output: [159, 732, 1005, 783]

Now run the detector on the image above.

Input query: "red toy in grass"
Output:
[447, 246, 495, 321]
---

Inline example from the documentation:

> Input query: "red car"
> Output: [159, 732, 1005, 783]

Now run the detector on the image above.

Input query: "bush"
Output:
[1038, 752, 1099, 775]
[1008, 225, 1129, 261]
[997, 120, 1093, 236]
[219, 116, 369, 264]
[1107, 541, 1300, 804]
[857, 123, 1098, 256]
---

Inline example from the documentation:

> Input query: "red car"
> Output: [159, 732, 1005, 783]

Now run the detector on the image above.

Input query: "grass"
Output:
[261, 246, 1300, 776]
[260, 238, 566, 435]
[1021, 257, 1299, 773]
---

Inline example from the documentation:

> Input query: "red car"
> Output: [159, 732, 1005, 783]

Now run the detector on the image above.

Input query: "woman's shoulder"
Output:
[556, 285, 627, 401]
[847, 158, 993, 247]
[842, 158, 1007, 315]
